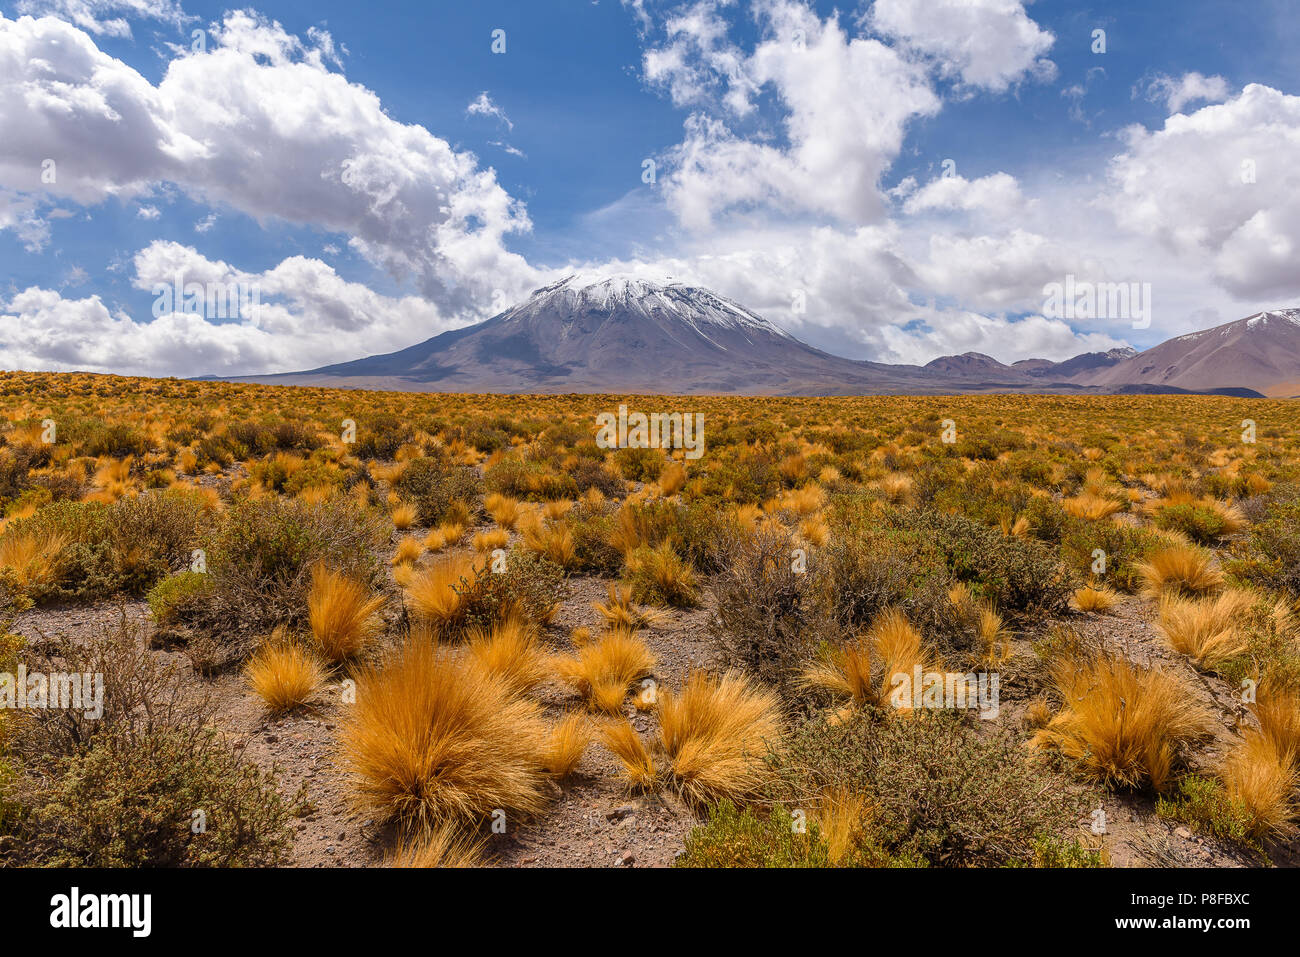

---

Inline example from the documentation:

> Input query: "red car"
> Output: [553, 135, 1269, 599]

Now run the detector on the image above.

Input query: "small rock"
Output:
[614, 852, 635, 867]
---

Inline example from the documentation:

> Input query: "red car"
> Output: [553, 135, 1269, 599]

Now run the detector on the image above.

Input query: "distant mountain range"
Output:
[228, 276, 1300, 398]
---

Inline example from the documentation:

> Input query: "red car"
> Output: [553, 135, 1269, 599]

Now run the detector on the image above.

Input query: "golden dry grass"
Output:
[385, 822, 487, 868]
[404, 553, 483, 628]
[592, 582, 662, 630]
[554, 626, 656, 713]
[657, 670, 782, 807]
[658, 461, 687, 496]
[801, 608, 930, 713]
[472, 528, 510, 552]
[244, 639, 327, 712]
[624, 540, 697, 606]
[464, 614, 548, 694]
[0, 529, 67, 590]
[391, 535, 423, 566]
[391, 502, 418, 530]
[338, 638, 549, 827]
[1137, 544, 1224, 599]
[1157, 589, 1255, 670]
[1033, 654, 1212, 791]
[308, 563, 385, 661]
[1072, 582, 1121, 613]
[522, 520, 576, 568]
[1063, 491, 1123, 520]
[818, 787, 871, 866]
[484, 493, 520, 529]
[601, 720, 657, 789]
[542, 713, 591, 778]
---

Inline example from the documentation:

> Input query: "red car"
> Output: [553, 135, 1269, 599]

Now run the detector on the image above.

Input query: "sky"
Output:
[1, 0, 1298, 377]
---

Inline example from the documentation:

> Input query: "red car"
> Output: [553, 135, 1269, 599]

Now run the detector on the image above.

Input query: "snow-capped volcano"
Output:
[505, 274, 794, 344]
[230, 279, 1300, 397]
[248, 274, 921, 394]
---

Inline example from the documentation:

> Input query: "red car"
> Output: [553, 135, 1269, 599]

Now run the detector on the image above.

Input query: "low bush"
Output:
[775, 710, 1086, 867]
[394, 457, 482, 526]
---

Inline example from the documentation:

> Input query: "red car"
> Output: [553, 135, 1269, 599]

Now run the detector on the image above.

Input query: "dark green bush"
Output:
[174, 497, 384, 662]
[15, 726, 292, 867]
[1236, 488, 1300, 598]
[352, 413, 413, 460]
[676, 801, 913, 868]
[1155, 503, 1227, 543]
[614, 446, 665, 483]
[395, 457, 482, 526]
[146, 571, 212, 624]
[775, 710, 1086, 867]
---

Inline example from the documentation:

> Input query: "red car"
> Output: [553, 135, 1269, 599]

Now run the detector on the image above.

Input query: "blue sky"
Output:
[2, 0, 1299, 375]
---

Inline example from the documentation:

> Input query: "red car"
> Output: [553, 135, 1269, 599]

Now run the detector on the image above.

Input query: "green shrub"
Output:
[1155, 503, 1227, 544]
[571, 459, 626, 497]
[699, 453, 780, 504]
[1237, 488, 1300, 598]
[15, 726, 293, 867]
[624, 543, 699, 608]
[614, 446, 665, 483]
[856, 506, 1073, 622]
[394, 457, 482, 526]
[567, 501, 623, 576]
[483, 455, 578, 501]
[70, 418, 151, 458]
[710, 525, 834, 694]
[352, 413, 412, 460]
[1155, 775, 1259, 852]
[1020, 835, 1107, 868]
[175, 497, 384, 663]
[820, 498, 961, 644]
[1062, 519, 1164, 594]
[2, 491, 207, 601]
[775, 710, 1087, 867]
[146, 572, 212, 625]
[454, 548, 567, 635]
[676, 801, 914, 868]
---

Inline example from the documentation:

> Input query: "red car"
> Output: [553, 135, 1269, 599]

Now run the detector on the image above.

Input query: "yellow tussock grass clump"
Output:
[338, 638, 549, 827]
[484, 493, 520, 529]
[0, 529, 67, 590]
[600, 720, 656, 789]
[1157, 589, 1255, 671]
[1072, 582, 1121, 613]
[244, 635, 326, 712]
[800, 608, 929, 713]
[1033, 654, 1212, 791]
[464, 614, 548, 694]
[404, 554, 483, 629]
[1137, 544, 1223, 599]
[543, 713, 591, 778]
[554, 626, 656, 713]
[657, 671, 782, 807]
[308, 563, 385, 662]
[385, 822, 486, 868]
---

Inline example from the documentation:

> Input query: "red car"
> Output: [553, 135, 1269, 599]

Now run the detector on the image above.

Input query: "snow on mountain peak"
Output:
[510, 273, 792, 339]
[1246, 308, 1300, 330]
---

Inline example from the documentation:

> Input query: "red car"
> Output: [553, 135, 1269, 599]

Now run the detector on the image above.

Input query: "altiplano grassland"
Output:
[1, 370, 1298, 868]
